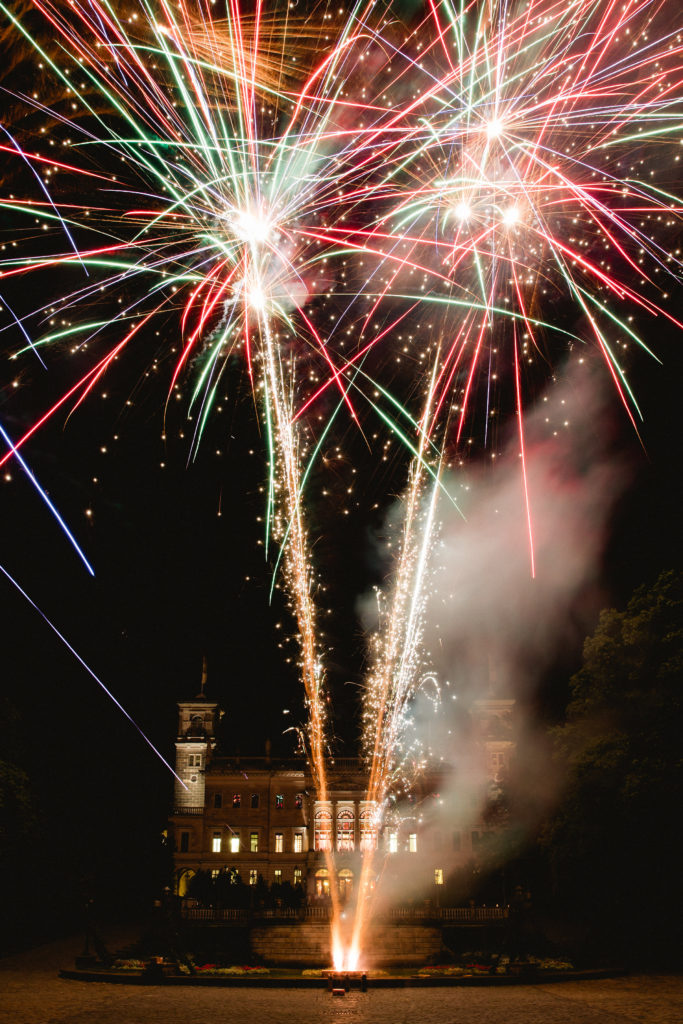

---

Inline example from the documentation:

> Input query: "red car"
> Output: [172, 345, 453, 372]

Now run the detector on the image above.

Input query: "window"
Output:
[338, 869, 353, 898]
[360, 807, 377, 852]
[314, 808, 332, 852]
[434, 868, 444, 885]
[295, 793, 303, 809]
[188, 754, 202, 768]
[275, 794, 284, 810]
[230, 835, 240, 854]
[211, 869, 220, 880]
[251, 793, 259, 809]
[293, 867, 302, 886]
[212, 832, 222, 853]
[249, 869, 258, 886]
[250, 832, 259, 853]
[471, 830, 481, 848]
[180, 832, 189, 853]
[315, 869, 329, 896]
[275, 833, 284, 854]
[409, 833, 417, 853]
[337, 808, 355, 852]
[293, 833, 303, 853]
[452, 830, 461, 851]
[273, 869, 282, 884]
[388, 833, 398, 853]
[213, 793, 222, 809]
[233, 793, 241, 808]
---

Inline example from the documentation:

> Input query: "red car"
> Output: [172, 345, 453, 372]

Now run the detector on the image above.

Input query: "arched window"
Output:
[359, 807, 377, 852]
[176, 868, 195, 898]
[314, 808, 332, 852]
[186, 714, 206, 738]
[315, 868, 330, 896]
[338, 868, 353, 899]
[336, 807, 355, 852]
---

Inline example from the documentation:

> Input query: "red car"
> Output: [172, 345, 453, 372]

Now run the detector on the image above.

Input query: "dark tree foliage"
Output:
[541, 570, 683, 963]
[186, 869, 304, 910]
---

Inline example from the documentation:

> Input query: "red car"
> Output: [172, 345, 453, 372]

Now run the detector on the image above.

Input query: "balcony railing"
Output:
[441, 906, 508, 922]
[182, 907, 249, 921]
[326, 758, 363, 771]
[172, 806, 204, 816]
[179, 905, 508, 923]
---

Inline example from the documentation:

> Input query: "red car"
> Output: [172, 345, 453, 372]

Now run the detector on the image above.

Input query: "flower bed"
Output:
[195, 964, 270, 976]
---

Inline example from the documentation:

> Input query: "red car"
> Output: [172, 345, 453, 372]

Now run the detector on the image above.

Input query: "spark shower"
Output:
[1, 0, 682, 969]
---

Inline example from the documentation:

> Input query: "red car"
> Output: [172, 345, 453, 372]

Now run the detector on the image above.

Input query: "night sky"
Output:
[1, 0, 681, 919]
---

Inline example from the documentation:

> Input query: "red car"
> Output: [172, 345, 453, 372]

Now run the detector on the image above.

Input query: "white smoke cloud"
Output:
[426, 358, 629, 701]
[361, 358, 632, 906]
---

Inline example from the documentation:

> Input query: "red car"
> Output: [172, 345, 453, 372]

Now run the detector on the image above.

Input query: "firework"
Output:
[342, 0, 683, 969]
[1, 0, 682, 974]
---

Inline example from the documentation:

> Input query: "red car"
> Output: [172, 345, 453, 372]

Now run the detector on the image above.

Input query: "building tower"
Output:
[173, 657, 217, 812]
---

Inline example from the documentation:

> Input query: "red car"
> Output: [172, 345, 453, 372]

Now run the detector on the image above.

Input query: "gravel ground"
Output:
[1, 929, 682, 1024]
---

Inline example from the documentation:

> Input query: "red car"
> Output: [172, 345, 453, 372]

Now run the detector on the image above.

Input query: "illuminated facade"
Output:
[170, 690, 515, 900]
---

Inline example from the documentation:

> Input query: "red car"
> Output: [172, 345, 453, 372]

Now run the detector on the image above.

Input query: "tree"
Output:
[541, 571, 683, 962]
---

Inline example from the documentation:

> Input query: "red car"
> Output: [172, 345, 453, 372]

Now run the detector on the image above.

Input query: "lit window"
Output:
[360, 807, 378, 852]
[294, 833, 303, 853]
[314, 808, 332, 852]
[230, 835, 240, 854]
[180, 832, 189, 853]
[295, 793, 303, 809]
[275, 833, 284, 853]
[213, 793, 222, 809]
[434, 868, 444, 885]
[337, 808, 355, 852]
[409, 833, 417, 853]
[293, 867, 302, 886]
[211, 869, 220, 880]
[338, 869, 353, 898]
[250, 832, 259, 853]
[273, 869, 282, 884]
[212, 832, 222, 853]
[275, 794, 284, 809]
[251, 793, 259, 809]
[249, 869, 258, 886]
[233, 793, 241, 808]
[388, 833, 398, 853]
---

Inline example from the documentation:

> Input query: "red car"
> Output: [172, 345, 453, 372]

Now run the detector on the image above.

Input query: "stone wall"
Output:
[249, 921, 443, 967]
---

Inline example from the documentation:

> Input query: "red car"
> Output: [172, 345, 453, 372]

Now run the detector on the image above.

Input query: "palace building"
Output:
[170, 683, 515, 902]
